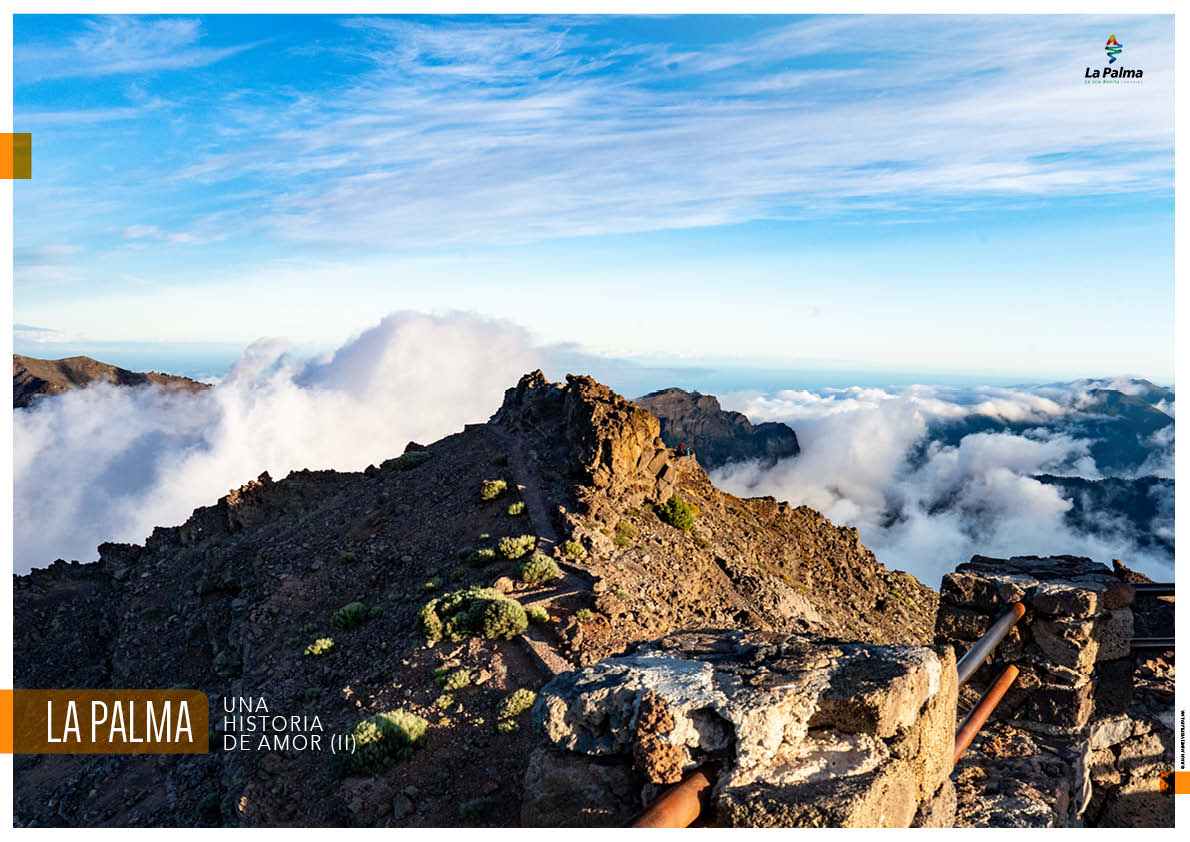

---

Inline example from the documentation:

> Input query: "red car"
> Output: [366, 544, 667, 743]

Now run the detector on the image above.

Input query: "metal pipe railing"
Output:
[1130, 583, 1175, 596]
[955, 602, 1026, 685]
[630, 768, 713, 828]
[1131, 636, 1175, 650]
[952, 664, 1019, 766]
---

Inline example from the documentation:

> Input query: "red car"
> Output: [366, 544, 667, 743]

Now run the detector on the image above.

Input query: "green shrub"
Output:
[498, 534, 536, 560]
[457, 546, 476, 560]
[419, 587, 529, 643]
[389, 450, 431, 471]
[576, 608, 594, 620]
[459, 797, 495, 822]
[304, 637, 334, 656]
[563, 540, 586, 559]
[614, 588, 630, 600]
[435, 693, 455, 710]
[437, 668, 472, 691]
[335, 710, 427, 776]
[519, 553, 561, 585]
[339, 551, 357, 564]
[332, 602, 375, 631]
[496, 719, 519, 734]
[498, 688, 537, 720]
[479, 479, 507, 501]
[613, 521, 638, 547]
[507, 501, 525, 516]
[527, 605, 550, 624]
[656, 495, 697, 532]
[468, 547, 497, 566]
[424, 576, 442, 590]
[491, 452, 508, 467]
[451, 569, 466, 582]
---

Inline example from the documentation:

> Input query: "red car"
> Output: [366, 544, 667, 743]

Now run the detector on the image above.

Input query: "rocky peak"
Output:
[634, 386, 800, 470]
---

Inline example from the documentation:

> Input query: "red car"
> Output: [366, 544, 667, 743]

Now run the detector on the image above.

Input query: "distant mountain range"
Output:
[13, 354, 209, 409]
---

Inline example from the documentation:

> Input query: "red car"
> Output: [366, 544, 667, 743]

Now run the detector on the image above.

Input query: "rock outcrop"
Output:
[524, 629, 957, 827]
[634, 387, 799, 470]
[13, 354, 209, 408]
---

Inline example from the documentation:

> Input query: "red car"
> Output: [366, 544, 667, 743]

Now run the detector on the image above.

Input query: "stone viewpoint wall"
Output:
[522, 629, 958, 827]
[936, 555, 1173, 828]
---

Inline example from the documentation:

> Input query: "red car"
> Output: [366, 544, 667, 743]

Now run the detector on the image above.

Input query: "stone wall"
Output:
[522, 629, 957, 827]
[936, 555, 1173, 827]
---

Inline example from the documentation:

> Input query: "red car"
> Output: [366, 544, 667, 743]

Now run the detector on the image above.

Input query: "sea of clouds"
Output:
[14, 311, 1175, 586]
[712, 383, 1174, 586]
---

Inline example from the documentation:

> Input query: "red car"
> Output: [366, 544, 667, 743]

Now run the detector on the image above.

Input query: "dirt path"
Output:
[489, 426, 592, 674]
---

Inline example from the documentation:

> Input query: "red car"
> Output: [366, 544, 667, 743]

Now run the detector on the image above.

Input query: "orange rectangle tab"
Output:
[11, 689, 208, 754]
[2, 133, 32, 179]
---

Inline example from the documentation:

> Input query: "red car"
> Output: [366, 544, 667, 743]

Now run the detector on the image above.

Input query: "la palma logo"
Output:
[1085, 33, 1142, 83]
[1105, 34, 1122, 63]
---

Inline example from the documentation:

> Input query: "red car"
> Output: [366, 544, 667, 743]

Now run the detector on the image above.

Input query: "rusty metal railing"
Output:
[630, 768, 713, 828]
[952, 664, 1019, 766]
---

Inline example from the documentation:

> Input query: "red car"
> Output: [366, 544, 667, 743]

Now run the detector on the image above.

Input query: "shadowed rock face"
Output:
[633, 387, 799, 470]
[13, 369, 935, 828]
[13, 354, 209, 408]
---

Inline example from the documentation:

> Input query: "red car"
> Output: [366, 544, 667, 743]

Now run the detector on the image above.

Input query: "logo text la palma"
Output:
[1085, 34, 1142, 83]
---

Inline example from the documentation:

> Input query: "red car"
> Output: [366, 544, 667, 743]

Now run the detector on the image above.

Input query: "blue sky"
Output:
[12, 14, 1175, 381]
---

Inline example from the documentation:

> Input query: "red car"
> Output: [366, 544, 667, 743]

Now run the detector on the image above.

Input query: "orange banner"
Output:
[1, 133, 32, 179]
[7, 689, 208, 754]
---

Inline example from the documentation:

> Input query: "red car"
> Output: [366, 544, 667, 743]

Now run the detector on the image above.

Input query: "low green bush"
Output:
[613, 521, 637, 547]
[339, 551, 357, 564]
[498, 534, 536, 560]
[479, 479, 507, 501]
[498, 688, 537, 720]
[332, 602, 378, 631]
[468, 547, 497, 566]
[656, 494, 697, 532]
[437, 668, 472, 691]
[335, 710, 427, 776]
[518, 553, 561, 585]
[304, 637, 334, 656]
[491, 452, 508, 467]
[526, 605, 550, 624]
[507, 501, 525, 516]
[563, 540, 586, 559]
[419, 587, 529, 643]
[388, 450, 431, 471]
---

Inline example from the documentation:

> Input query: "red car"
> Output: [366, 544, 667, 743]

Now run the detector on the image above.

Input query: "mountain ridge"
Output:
[14, 369, 935, 827]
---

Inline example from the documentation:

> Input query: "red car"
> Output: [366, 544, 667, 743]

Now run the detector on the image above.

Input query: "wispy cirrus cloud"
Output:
[15, 15, 261, 82]
[148, 14, 1172, 249]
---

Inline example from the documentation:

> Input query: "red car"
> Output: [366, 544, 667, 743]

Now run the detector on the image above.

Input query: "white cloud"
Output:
[13, 311, 542, 572]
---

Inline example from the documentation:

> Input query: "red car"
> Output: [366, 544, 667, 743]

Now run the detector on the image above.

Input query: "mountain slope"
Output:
[13, 354, 210, 408]
[14, 370, 935, 827]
